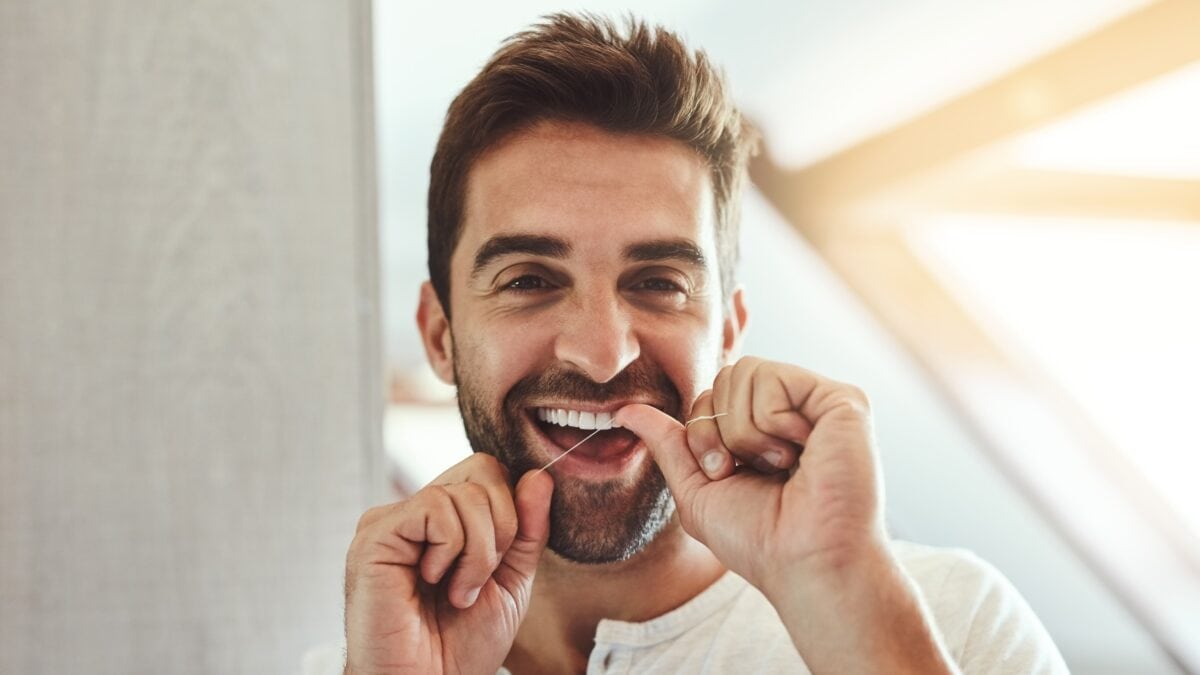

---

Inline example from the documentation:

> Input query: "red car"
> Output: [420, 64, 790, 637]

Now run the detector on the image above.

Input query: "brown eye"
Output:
[504, 275, 552, 292]
[636, 277, 685, 293]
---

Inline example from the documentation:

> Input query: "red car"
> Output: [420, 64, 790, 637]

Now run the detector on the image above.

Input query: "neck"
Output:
[505, 516, 725, 674]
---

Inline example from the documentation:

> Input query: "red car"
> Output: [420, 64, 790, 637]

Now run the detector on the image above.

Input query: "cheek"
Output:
[642, 319, 725, 406]
[455, 316, 557, 397]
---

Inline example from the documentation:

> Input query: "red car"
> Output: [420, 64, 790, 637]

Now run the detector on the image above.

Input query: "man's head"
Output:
[418, 13, 753, 564]
[427, 12, 757, 316]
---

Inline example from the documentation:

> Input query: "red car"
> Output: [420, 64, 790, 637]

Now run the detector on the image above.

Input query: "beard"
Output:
[455, 359, 682, 564]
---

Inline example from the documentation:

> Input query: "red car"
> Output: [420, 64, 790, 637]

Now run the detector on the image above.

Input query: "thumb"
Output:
[616, 404, 707, 503]
[496, 469, 553, 584]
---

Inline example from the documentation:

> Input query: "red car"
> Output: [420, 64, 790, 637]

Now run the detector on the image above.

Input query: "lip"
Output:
[524, 399, 666, 415]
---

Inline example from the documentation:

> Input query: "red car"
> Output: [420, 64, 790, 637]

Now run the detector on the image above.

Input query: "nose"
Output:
[554, 289, 640, 383]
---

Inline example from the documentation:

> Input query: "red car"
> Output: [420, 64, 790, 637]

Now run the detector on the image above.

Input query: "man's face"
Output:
[426, 120, 741, 563]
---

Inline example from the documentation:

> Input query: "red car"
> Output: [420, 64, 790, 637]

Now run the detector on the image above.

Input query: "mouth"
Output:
[527, 404, 647, 470]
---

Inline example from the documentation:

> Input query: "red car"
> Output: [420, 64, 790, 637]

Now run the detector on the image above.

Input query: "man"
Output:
[336, 13, 1067, 675]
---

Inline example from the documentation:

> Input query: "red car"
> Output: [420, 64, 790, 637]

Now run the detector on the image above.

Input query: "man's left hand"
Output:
[617, 356, 888, 590]
[618, 356, 957, 673]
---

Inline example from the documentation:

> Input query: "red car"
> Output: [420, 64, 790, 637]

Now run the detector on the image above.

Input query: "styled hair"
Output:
[427, 12, 758, 315]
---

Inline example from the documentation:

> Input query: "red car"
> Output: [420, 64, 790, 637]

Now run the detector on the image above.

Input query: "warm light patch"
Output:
[911, 215, 1200, 538]
[1003, 61, 1200, 179]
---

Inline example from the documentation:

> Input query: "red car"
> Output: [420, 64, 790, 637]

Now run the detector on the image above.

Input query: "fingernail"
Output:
[759, 450, 784, 470]
[463, 587, 480, 606]
[702, 451, 724, 476]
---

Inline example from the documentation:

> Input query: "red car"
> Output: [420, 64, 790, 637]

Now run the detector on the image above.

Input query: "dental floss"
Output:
[535, 412, 729, 472]
[684, 412, 728, 426]
[536, 428, 605, 473]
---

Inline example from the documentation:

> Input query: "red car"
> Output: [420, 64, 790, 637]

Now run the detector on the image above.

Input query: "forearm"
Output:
[764, 546, 960, 675]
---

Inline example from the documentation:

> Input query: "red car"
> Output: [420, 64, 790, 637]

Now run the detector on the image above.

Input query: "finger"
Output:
[615, 403, 707, 504]
[717, 358, 798, 472]
[751, 365, 815, 445]
[392, 486, 464, 586]
[432, 454, 520, 564]
[686, 391, 732, 479]
[494, 469, 554, 588]
[444, 482, 500, 608]
[443, 454, 520, 558]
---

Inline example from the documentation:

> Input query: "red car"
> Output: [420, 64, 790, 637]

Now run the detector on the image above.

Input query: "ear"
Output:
[721, 286, 748, 364]
[417, 281, 456, 384]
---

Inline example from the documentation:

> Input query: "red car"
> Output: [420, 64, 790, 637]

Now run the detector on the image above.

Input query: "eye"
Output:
[503, 274, 554, 292]
[633, 277, 686, 293]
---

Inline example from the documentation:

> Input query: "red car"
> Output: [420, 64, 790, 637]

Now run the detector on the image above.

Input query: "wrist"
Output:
[763, 543, 890, 609]
[761, 542, 958, 674]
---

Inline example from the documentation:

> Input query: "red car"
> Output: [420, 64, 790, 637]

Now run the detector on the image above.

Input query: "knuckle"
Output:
[347, 517, 388, 563]
[714, 364, 734, 386]
[734, 355, 759, 375]
[841, 385, 871, 412]
[456, 481, 492, 507]
[423, 484, 452, 503]
[467, 452, 508, 477]
[354, 506, 382, 532]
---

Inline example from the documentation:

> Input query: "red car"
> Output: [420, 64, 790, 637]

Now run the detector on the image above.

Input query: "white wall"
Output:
[0, 2, 382, 673]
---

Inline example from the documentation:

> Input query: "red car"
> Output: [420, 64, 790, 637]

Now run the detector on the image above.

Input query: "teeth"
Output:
[536, 407, 622, 430]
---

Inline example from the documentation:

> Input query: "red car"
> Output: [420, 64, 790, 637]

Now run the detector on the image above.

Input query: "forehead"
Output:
[457, 120, 715, 261]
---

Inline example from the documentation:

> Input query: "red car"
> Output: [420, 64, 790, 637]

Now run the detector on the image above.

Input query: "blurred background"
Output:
[376, 1, 1200, 673]
[2, 1, 1197, 673]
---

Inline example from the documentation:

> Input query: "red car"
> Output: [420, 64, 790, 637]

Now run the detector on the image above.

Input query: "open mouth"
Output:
[529, 405, 643, 463]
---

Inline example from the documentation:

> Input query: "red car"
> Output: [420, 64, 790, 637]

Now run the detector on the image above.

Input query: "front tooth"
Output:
[595, 412, 612, 430]
[568, 410, 580, 427]
[578, 411, 596, 429]
[556, 409, 569, 426]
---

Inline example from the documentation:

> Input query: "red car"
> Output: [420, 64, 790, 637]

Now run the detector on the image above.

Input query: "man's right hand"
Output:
[344, 454, 554, 675]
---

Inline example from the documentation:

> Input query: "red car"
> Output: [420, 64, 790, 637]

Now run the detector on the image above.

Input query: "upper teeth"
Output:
[536, 408, 621, 430]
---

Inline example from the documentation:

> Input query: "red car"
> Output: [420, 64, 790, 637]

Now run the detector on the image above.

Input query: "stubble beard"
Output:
[454, 360, 680, 564]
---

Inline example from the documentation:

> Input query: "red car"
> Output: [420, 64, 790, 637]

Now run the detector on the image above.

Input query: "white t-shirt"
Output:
[303, 540, 1069, 674]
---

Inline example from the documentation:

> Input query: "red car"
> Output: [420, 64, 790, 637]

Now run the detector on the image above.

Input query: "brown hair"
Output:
[427, 12, 758, 316]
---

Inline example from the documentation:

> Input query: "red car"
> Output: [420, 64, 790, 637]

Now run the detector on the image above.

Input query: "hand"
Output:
[343, 454, 553, 675]
[619, 358, 957, 672]
[616, 356, 888, 594]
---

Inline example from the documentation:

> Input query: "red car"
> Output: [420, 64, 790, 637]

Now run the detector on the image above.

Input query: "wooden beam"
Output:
[754, 0, 1200, 235]
[870, 167, 1200, 223]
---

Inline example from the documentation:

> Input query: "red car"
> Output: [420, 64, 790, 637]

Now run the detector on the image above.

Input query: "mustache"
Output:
[505, 362, 683, 418]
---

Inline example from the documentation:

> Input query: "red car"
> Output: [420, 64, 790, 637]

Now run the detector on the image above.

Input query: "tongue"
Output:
[542, 424, 640, 460]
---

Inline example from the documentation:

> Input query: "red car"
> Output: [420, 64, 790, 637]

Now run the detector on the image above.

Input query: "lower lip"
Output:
[530, 419, 647, 479]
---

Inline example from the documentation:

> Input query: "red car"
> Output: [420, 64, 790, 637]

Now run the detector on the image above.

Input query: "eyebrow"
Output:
[471, 234, 572, 279]
[623, 238, 707, 268]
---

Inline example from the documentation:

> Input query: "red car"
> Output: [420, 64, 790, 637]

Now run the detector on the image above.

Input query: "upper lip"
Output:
[524, 400, 666, 414]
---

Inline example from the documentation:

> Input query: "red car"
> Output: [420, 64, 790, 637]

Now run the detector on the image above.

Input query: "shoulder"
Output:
[891, 540, 1069, 674]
